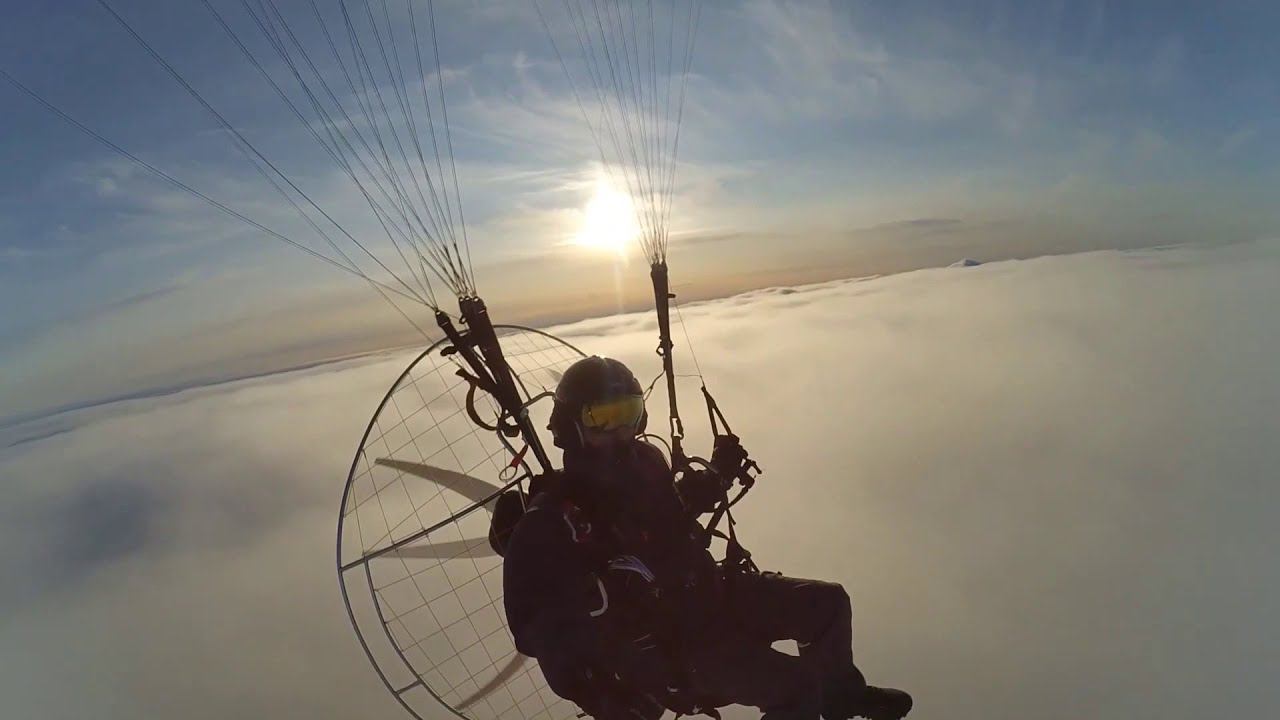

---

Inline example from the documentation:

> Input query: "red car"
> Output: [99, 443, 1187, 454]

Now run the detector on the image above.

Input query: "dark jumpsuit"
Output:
[502, 440, 861, 720]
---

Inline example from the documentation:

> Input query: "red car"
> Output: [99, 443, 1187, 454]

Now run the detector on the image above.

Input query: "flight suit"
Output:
[502, 440, 863, 720]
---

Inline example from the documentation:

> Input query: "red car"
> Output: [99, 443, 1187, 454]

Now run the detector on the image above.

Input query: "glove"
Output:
[607, 554, 657, 582]
[676, 469, 726, 515]
[526, 469, 563, 497]
[601, 555, 660, 614]
[710, 433, 750, 479]
[588, 555, 662, 642]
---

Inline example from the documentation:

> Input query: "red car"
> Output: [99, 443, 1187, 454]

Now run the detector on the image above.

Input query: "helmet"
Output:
[549, 356, 646, 448]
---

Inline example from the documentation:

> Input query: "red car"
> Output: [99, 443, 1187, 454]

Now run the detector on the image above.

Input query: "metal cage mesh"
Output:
[338, 326, 585, 720]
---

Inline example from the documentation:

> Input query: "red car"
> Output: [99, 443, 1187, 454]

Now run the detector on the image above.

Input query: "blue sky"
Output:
[2, 0, 1278, 422]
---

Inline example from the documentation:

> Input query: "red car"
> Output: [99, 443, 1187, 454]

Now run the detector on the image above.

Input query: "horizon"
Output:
[0, 238, 1149, 431]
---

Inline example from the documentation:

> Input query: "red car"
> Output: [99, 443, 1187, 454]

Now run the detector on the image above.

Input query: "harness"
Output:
[530, 469, 724, 718]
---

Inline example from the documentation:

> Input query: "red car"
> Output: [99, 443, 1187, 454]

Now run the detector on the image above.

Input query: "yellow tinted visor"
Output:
[580, 394, 645, 432]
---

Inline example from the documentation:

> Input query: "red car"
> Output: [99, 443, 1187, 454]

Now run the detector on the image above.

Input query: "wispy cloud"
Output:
[4, 0, 1277, 425]
[1219, 127, 1257, 155]
[0, 246, 54, 263]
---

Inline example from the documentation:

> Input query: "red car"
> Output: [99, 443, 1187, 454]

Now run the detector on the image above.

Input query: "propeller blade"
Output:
[390, 538, 497, 560]
[376, 459, 503, 504]
[456, 653, 531, 710]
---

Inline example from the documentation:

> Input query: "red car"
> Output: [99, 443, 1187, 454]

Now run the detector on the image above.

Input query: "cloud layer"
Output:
[2, 240, 1279, 719]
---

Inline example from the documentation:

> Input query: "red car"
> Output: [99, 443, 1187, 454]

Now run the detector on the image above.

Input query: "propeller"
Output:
[390, 538, 498, 561]
[375, 458, 529, 704]
[375, 458, 504, 504]
[374, 459, 505, 560]
[456, 653, 532, 710]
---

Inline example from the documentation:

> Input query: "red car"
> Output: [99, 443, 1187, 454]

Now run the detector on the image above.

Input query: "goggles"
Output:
[580, 394, 645, 433]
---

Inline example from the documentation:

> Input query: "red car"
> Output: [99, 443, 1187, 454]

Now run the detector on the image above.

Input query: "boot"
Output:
[823, 680, 912, 720]
[853, 686, 912, 720]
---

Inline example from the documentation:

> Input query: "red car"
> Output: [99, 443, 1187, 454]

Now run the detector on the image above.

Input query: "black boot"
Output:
[854, 687, 912, 720]
[823, 681, 912, 720]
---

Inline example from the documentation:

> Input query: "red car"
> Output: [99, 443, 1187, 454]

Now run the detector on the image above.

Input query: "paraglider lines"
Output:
[78, 0, 484, 323]
[93, 0, 435, 309]
[539, 0, 702, 266]
[0, 64, 436, 338]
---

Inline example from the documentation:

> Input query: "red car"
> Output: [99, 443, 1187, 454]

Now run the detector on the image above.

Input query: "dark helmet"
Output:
[549, 356, 646, 449]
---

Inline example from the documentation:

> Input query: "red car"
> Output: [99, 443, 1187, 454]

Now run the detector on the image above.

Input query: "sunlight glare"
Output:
[575, 178, 639, 255]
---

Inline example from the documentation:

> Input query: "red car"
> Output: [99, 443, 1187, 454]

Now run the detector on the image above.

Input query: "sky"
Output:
[2, 241, 1278, 719]
[2, 0, 1279, 423]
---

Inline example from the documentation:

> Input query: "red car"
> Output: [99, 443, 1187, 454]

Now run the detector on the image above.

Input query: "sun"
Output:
[574, 178, 639, 255]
